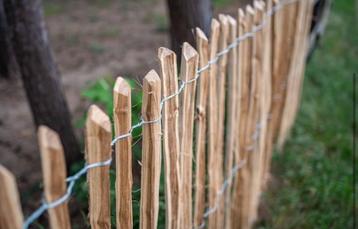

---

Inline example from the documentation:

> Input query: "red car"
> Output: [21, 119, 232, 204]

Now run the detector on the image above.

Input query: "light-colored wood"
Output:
[277, 0, 314, 148]
[287, 0, 314, 136]
[158, 47, 181, 229]
[224, 15, 238, 229]
[0, 166, 23, 229]
[114, 77, 133, 229]
[207, 18, 220, 229]
[260, 0, 273, 190]
[193, 27, 209, 229]
[267, 0, 298, 147]
[230, 8, 246, 227]
[215, 14, 229, 228]
[38, 125, 71, 229]
[248, 1, 265, 224]
[178, 42, 198, 229]
[238, 6, 256, 229]
[140, 70, 162, 229]
[263, 0, 299, 192]
[85, 105, 112, 229]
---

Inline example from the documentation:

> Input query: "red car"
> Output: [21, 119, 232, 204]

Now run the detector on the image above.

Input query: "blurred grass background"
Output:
[77, 0, 356, 228]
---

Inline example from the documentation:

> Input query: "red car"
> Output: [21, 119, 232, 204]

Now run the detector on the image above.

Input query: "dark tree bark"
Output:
[0, 0, 19, 79]
[4, 0, 81, 165]
[166, 0, 212, 57]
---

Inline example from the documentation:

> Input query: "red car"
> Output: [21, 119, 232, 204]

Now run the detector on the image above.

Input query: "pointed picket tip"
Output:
[211, 18, 220, 31]
[158, 47, 176, 60]
[114, 77, 131, 97]
[238, 8, 245, 18]
[87, 104, 111, 133]
[182, 42, 198, 62]
[219, 14, 228, 24]
[226, 15, 237, 27]
[196, 28, 208, 42]
[143, 69, 161, 86]
[246, 5, 256, 15]
[38, 125, 63, 151]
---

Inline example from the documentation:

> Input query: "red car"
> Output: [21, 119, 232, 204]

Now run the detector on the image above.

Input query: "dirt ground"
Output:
[0, 0, 242, 218]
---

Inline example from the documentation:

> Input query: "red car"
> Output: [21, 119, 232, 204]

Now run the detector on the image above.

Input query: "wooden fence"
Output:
[0, 0, 314, 228]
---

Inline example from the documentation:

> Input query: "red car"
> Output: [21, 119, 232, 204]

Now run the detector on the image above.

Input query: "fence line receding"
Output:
[0, 0, 315, 228]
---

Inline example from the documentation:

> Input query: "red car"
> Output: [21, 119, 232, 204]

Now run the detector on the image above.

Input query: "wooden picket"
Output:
[0, 1, 316, 228]
[85, 105, 112, 229]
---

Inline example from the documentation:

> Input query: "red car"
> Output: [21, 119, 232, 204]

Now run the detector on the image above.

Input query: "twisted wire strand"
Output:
[22, 0, 302, 228]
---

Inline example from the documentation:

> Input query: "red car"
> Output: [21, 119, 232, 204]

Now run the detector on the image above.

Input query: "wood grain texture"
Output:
[193, 27, 209, 229]
[158, 47, 181, 229]
[179, 42, 198, 229]
[215, 14, 230, 228]
[266, 0, 298, 148]
[113, 77, 133, 229]
[259, 0, 273, 191]
[248, 2, 265, 224]
[277, 0, 314, 148]
[85, 105, 112, 229]
[0, 166, 23, 229]
[207, 18, 220, 229]
[237, 6, 256, 229]
[38, 125, 71, 229]
[140, 70, 162, 229]
[230, 8, 246, 227]
[224, 15, 238, 229]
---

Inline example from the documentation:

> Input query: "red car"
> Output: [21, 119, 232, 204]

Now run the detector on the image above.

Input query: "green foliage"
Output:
[257, 1, 356, 228]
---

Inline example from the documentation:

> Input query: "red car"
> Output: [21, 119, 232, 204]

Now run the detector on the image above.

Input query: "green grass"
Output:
[256, 1, 356, 228]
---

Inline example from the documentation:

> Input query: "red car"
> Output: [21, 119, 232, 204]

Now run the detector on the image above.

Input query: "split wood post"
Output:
[114, 77, 133, 229]
[248, 1, 265, 224]
[193, 28, 209, 229]
[0, 166, 23, 229]
[238, 6, 256, 229]
[259, 0, 273, 190]
[158, 47, 181, 229]
[38, 125, 71, 229]
[286, 0, 314, 138]
[230, 8, 246, 227]
[140, 70, 162, 229]
[207, 19, 220, 229]
[224, 15, 238, 229]
[277, 0, 314, 148]
[85, 105, 112, 229]
[215, 14, 229, 228]
[179, 42, 199, 229]
[266, 0, 298, 151]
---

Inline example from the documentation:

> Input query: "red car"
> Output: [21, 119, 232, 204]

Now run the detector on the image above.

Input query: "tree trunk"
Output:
[4, 0, 81, 165]
[166, 0, 212, 57]
[0, 0, 19, 79]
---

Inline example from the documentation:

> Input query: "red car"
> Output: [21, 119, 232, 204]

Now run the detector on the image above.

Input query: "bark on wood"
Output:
[3, 0, 80, 165]
[166, 0, 212, 58]
[0, 0, 19, 79]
